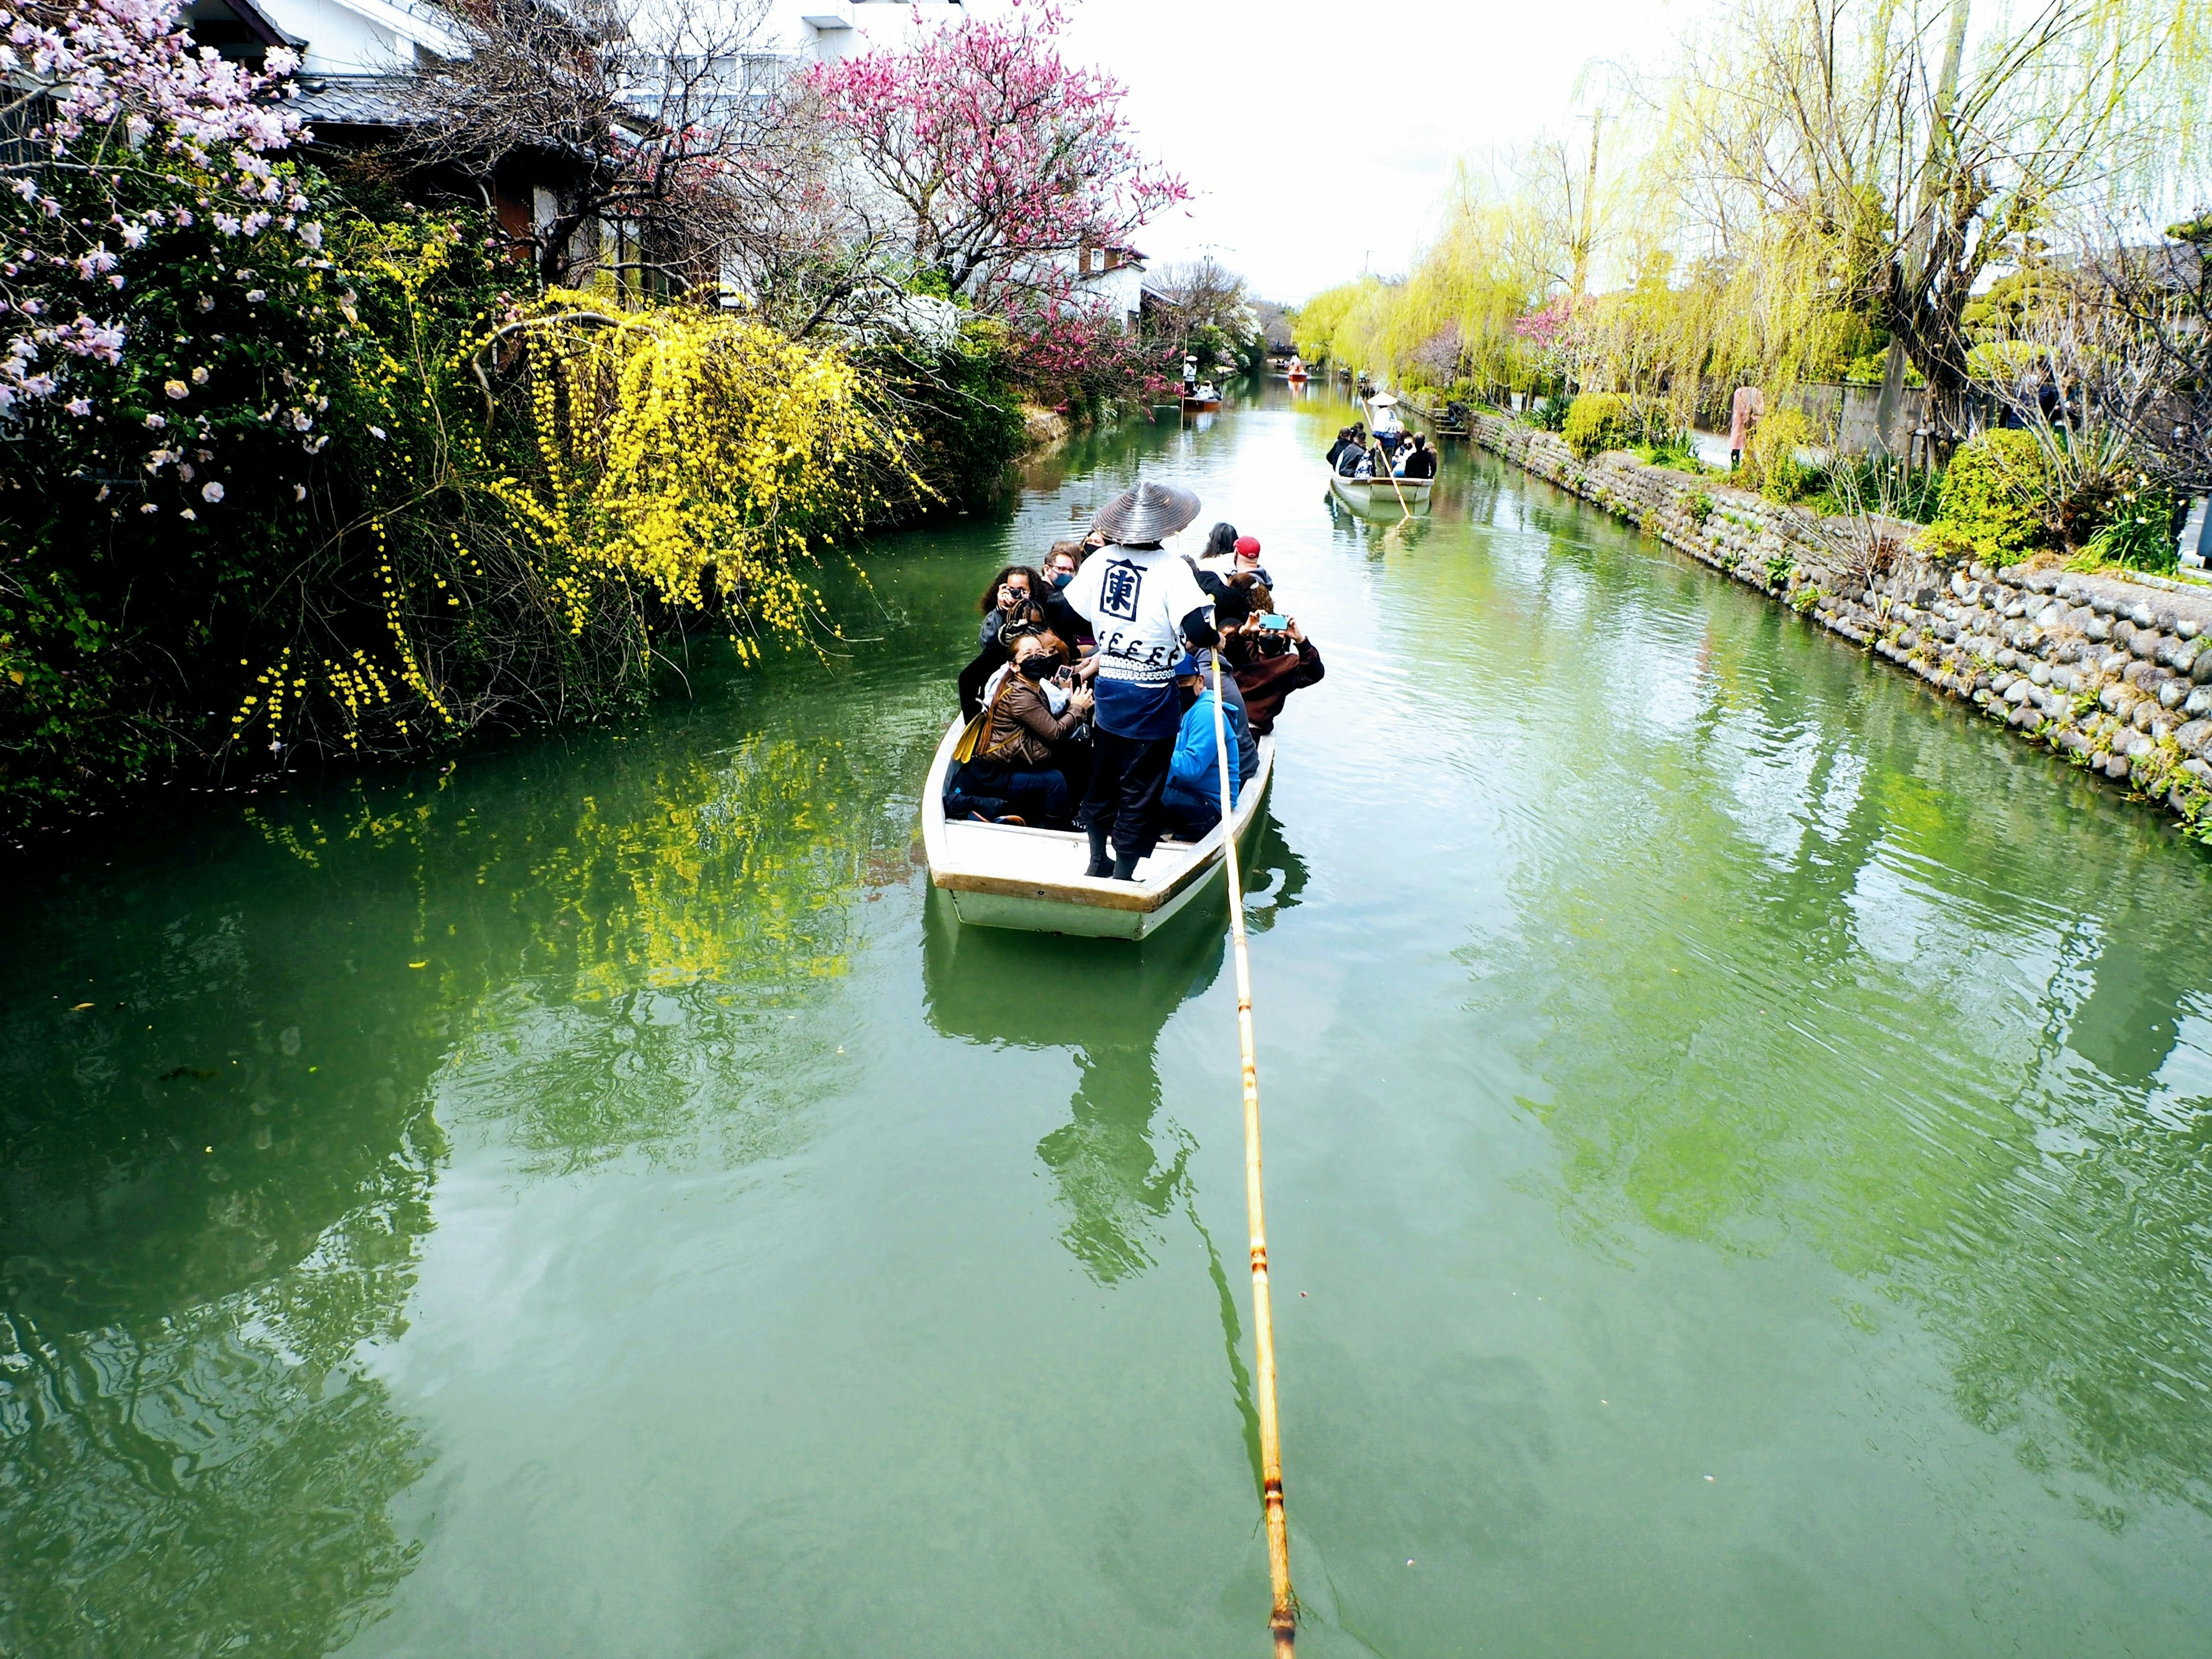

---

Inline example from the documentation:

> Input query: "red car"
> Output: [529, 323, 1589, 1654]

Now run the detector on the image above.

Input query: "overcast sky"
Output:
[1051, 0, 1711, 302]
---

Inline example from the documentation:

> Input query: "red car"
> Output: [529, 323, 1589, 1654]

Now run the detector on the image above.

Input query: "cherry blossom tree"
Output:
[804, 2, 1187, 306]
[0, 0, 316, 415]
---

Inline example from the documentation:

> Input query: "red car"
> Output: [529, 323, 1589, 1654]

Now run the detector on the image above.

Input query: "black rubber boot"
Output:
[1085, 824, 1111, 878]
[1111, 849, 1142, 881]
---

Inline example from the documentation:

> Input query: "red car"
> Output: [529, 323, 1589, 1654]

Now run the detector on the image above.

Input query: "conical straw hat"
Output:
[1091, 479, 1201, 546]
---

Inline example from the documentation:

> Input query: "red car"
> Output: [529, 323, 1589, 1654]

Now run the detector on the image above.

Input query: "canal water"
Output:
[6, 388, 2212, 1658]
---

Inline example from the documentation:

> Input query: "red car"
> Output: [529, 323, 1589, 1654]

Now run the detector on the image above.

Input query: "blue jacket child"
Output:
[1161, 653, 1248, 838]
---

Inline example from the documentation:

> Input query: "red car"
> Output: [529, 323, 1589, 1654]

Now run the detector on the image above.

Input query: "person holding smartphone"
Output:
[1224, 599, 1324, 736]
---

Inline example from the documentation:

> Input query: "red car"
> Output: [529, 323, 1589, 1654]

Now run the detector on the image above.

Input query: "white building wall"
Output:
[256, 0, 468, 73]
[757, 0, 968, 65]
[1077, 263, 1143, 327]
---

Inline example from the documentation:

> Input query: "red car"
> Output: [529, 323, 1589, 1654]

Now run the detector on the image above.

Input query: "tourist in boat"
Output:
[1190, 521, 1249, 604]
[1225, 601, 1324, 735]
[957, 564, 1048, 718]
[1160, 653, 1248, 840]
[1041, 544, 1094, 646]
[979, 565, 1045, 647]
[1232, 535, 1273, 590]
[947, 632, 1093, 827]
[1400, 434, 1438, 480]
[1060, 480, 1219, 880]
[1044, 543, 1085, 587]
[1325, 426, 1358, 469]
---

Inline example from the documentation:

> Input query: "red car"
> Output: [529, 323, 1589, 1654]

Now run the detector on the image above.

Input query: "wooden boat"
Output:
[1181, 391, 1223, 413]
[922, 718, 1275, 939]
[1327, 463, 1433, 513]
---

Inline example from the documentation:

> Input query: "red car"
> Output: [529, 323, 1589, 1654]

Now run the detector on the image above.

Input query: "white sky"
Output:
[1051, 0, 1712, 303]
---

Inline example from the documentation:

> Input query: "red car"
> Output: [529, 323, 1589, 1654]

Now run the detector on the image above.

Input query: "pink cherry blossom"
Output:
[806, 3, 1186, 307]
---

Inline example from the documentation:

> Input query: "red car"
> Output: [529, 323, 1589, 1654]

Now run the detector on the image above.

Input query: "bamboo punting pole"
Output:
[1210, 649, 1297, 1657]
[1363, 391, 1414, 521]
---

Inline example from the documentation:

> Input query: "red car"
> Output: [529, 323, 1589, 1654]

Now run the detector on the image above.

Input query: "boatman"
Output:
[1061, 480, 1218, 881]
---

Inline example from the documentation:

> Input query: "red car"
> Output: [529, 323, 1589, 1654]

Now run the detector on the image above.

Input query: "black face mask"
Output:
[1018, 655, 1059, 680]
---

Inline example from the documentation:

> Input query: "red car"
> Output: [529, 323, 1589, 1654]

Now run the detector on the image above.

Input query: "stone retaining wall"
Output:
[1471, 413, 2212, 834]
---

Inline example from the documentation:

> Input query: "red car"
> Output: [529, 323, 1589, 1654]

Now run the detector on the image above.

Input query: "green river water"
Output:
[6, 388, 2212, 1657]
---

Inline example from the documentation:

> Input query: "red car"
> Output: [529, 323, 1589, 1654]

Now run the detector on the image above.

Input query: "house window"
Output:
[1089, 247, 1105, 274]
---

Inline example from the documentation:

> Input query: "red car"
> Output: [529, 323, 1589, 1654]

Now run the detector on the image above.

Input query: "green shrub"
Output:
[1744, 407, 1818, 502]
[1531, 392, 1571, 431]
[1686, 492, 1715, 527]
[1924, 430, 2051, 562]
[1563, 392, 1634, 458]
[2081, 473, 2180, 572]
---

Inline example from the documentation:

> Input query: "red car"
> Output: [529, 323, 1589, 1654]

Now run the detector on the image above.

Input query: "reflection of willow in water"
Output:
[1451, 554, 2212, 1522]
[0, 709, 936, 1650]
[1, 1217, 433, 1659]
[237, 722, 931, 1173]
[921, 816, 1308, 1286]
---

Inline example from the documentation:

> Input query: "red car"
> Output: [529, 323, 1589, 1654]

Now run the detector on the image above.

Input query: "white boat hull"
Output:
[922, 716, 1275, 940]
[1327, 464, 1433, 513]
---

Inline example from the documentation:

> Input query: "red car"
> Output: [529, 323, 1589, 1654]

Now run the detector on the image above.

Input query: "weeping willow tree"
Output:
[1296, 0, 2206, 427]
[1662, 0, 2210, 444]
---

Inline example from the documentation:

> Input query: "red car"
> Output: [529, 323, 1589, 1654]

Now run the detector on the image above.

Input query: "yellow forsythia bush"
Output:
[495, 296, 915, 656]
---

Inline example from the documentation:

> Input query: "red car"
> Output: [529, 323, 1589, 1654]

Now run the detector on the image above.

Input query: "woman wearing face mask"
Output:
[958, 563, 1048, 719]
[948, 631, 1093, 827]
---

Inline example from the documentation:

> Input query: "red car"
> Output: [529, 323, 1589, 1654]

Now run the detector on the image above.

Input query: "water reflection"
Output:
[0, 884, 446, 1657]
[920, 819, 1307, 1285]
[0, 677, 936, 1652]
[1443, 459, 2212, 1522]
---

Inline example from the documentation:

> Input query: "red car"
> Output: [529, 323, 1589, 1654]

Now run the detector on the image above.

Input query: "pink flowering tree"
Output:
[0, 0, 324, 422]
[806, 3, 1186, 301]
[1511, 293, 1596, 397]
[804, 2, 1185, 404]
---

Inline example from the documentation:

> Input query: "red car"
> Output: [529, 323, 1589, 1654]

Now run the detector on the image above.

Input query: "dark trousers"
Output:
[1081, 729, 1175, 861]
[1160, 790, 1221, 841]
[948, 759, 1070, 825]
[998, 767, 1069, 824]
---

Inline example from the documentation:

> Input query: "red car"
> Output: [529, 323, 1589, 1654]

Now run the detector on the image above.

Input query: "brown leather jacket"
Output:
[979, 672, 1085, 766]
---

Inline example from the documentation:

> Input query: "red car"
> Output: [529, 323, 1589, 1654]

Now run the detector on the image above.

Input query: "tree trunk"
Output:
[1874, 0, 1970, 456]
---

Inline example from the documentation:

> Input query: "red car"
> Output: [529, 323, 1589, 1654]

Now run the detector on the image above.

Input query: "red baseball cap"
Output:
[1234, 536, 1262, 559]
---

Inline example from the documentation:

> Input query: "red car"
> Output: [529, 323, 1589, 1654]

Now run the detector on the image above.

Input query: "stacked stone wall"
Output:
[1470, 414, 2212, 832]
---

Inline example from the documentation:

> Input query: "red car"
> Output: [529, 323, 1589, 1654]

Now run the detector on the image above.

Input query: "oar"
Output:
[1374, 437, 1413, 521]
[1365, 392, 1414, 521]
[1210, 650, 1297, 1657]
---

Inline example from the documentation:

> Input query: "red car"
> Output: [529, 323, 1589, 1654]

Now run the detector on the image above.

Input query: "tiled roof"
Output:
[293, 74, 437, 129]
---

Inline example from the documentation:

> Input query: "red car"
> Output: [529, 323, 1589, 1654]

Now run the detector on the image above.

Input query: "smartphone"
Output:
[1257, 613, 1290, 631]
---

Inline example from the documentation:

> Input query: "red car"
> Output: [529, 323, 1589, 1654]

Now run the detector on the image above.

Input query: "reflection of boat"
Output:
[922, 717, 1275, 938]
[921, 813, 1304, 1285]
[1327, 464, 1433, 514]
